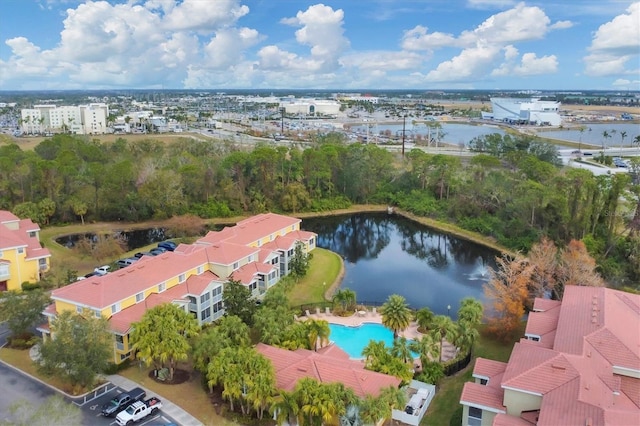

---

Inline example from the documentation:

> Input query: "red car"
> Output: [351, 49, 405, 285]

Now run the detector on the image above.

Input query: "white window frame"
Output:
[179, 273, 186, 283]
[135, 292, 144, 303]
[158, 282, 166, 292]
[468, 407, 482, 426]
[111, 303, 121, 315]
[233, 262, 239, 270]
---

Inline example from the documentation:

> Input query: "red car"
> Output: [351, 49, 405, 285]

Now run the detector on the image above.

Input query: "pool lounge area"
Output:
[301, 307, 459, 363]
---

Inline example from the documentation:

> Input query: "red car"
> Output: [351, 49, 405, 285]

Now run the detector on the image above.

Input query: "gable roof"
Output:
[462, 286, 640, 426]
[255, 342, 401, 398]
[0, 212, 51, 259]
[198, 213, 302, 247]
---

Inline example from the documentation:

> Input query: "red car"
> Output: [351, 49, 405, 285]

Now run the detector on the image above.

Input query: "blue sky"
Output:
[0, 0, 638, 90]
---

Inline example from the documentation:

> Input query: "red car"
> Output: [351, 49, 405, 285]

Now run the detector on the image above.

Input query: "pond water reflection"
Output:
[302, 213, 499, 317]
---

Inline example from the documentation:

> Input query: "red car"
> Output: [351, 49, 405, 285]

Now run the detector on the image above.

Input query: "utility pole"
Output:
[401, 113, 406, 158]
[280, 107, 285, 135]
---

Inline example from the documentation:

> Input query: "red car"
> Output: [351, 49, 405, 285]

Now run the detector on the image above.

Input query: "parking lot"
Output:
[78, 386, 179, 426]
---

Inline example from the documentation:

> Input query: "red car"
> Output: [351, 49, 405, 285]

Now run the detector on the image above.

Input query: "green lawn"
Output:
[422, 323, 525, 426]
[286, 247, 342, 307]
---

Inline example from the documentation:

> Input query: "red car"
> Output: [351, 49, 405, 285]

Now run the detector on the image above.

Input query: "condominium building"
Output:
[460, 286, 640, 426]
[40, 213, 316, 364]
[20, 103, 108, 135]
[0, 211, 51, 291]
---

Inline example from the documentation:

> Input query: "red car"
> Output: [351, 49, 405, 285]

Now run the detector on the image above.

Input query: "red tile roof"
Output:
[532, 298, 561, 312]
[108, 283, 194, 334]
[492, 413, 535, 426]
[525, 305, 560, 337]
[463, 287, 640, 426]
[0, 213, 51, 260]
[52, 250, 210, 308]
[255, 342, 401, 398]
[460, 382, 506, 412]
[198, 213, 301, 247]
[473, 358, 507, 380]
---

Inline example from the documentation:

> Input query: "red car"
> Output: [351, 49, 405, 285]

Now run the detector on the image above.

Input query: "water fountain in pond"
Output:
[466, 258, 489, 281]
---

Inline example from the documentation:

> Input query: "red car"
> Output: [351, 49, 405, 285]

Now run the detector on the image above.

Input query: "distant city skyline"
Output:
[1, 1, 639, 91]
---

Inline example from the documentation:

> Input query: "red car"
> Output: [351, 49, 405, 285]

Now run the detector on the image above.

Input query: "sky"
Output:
[0, 0, 639, 91]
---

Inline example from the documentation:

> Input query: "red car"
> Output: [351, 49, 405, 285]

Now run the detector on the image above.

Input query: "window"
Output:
[288, 249, 294, 256]
[136, 292, 144, 303]
[17, 248, 24, 254]
[158, 282, 166, 292]
[480, 378, 488, 385]
[28, 231, 36, 238]
[249, 282, 257, 291]
[212, 286, 222, 297]
[233, 262, 239, 270]
[247, 255, 253, 262]
[213, 301, 223, 313]
[94, 310, 101, 318]
[120, 351, 131, 361]
[309, 237, 315, 246]
[201, 307, 211, 321]
[178, 273, 186, 283]
[76, 306, 83, 314]
[270, 234, 274, 241]
[197, 266, 204, 274]
[111, 303, 120, 314]
[0, 250, 3, 256]
[200, 292, 210, 304]
[468, 407, 482, 426]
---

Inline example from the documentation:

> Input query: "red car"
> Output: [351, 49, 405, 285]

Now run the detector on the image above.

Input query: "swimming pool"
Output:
[328, 322, 417, 359]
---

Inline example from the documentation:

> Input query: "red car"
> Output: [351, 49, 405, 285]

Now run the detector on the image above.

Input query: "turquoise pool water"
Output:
[328, 322, 417, 359]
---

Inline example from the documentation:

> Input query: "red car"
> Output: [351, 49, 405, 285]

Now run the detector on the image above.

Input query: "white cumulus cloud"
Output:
[584, 2, 640, 77]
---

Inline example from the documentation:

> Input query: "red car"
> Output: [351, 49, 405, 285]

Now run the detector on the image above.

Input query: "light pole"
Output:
[401, 113, 407, 158]
[447, 304, 451, 317]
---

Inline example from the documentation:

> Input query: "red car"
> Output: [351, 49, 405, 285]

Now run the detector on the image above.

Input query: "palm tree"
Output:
[430, 315, 457, 362]
[380, 294, 412, 339]
[391, 336, 413, 364]
[271, 390, 299, 426]
[602, 130, 611, 151]
[378, 385, 407, 423]
[457, 297, 483, 327]
[362, 340, 387, 369]
[304, 318, 330, 351]
[634, 135, 640, 148]
[332, 288, 356, 311]
[415, 307, 435, 333]
[620, 131, 627, 149]
[409, 334, 440, 367]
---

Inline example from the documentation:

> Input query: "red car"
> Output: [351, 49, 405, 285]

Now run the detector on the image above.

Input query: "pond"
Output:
[55, 227, 170, 250]
[301, 213, 499, 318]
[538, 122, 640, 147]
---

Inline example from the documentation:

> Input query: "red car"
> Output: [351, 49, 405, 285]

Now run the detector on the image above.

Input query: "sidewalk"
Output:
[107, 374, 203, 426]
[28, 345, 202, 426]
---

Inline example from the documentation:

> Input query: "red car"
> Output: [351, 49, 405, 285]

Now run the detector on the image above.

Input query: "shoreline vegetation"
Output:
[41, 204, 511, 286]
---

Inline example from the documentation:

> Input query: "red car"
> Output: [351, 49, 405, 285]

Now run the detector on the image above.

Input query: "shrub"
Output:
[21, 282, 40, 292]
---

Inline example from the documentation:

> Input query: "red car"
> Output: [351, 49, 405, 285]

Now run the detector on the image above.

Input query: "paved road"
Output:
[0, 362, 56, 421]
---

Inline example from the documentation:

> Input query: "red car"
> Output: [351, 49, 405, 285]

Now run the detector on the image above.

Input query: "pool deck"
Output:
[301, 309, 459, 362]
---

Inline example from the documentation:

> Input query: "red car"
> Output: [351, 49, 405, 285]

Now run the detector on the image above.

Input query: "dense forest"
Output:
[0, 132, 638, 286]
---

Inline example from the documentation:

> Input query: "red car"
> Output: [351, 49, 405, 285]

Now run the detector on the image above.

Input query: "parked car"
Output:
[101, 387, 146, 417]
[133, 251, 153, 259]
[94, 265, 111, 276]
[157, 241, 177, 251]
[115, 397, 162, 426]
[149, 247, 167, 256]
[116, 257, 138, 268]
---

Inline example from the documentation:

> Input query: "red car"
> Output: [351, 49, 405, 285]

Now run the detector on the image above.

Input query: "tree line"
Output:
[1, 132, 638, 285]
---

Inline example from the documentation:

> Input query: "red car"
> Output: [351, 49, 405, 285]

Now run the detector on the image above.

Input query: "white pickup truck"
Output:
[115, 397, 162, 425]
